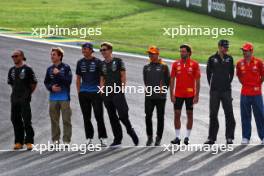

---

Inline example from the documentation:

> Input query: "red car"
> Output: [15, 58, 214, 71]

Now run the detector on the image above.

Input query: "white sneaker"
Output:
[87, 138, 93, 145]
[100, 138, 107, 147]
[262, 139, 264, 145]
[241, 138, 249, 144]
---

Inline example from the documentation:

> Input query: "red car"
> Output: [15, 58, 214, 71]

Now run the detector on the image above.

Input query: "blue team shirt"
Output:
[76, 57, 101, 93]
[44, 63, 72, 101]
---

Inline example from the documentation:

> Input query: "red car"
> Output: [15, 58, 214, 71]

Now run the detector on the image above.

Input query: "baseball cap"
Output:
[146, 46, 160, 54]
[218, 39, 229, 48]
[241, 42, 253, 52]
[82, 42, 94, 52]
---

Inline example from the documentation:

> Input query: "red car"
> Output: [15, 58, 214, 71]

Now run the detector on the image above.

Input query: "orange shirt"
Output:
[171, 58, 201, 98]
[236, 57, 264, 96]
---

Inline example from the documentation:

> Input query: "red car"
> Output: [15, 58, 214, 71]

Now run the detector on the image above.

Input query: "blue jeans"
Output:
[240, 95, 264, 140]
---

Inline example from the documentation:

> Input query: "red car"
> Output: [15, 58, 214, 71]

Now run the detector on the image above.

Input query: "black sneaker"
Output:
[204, 139, 215, 145]
[129, 128, 139, 146]
[171, 137, 181, 145]
[110, 140, 122, 148]
[154, 136, 161, 146]
[146, 136, 153, 146]
[226, 139, 233, 144]
[184, 137, 189, 145]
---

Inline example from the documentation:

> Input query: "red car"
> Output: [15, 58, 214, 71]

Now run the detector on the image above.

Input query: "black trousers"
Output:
[11, 101, 34, 144]
[103, 93, 134, 142]
[145, 98, 166, 139]
[208, 91, 236, 141]
[79, 92, 107, 139]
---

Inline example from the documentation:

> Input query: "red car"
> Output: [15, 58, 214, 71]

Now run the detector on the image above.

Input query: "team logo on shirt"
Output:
[112, 61, 117, 72]
[81, 61, 87, 73]
[19, 69, 26, 79]
[102, 63, 107, 75]
[89, 62, 96, 72]
[11, 69, 15, 80]
[147, 66, 151, 72]
[156, 66, 161, 71]
[188, 67, 193, 73]
[60, 67, 65, 75]
[252, 65, 258, 72]
[213, 58, 218, 63]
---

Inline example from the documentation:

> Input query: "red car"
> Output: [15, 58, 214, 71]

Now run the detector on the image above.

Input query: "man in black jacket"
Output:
[143, 46, 170, 146]
[8, 50, 37, 150]
[204, 40, 236, 145]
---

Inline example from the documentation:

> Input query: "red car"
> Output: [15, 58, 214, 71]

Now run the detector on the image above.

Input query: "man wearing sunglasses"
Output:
[205, 40, 236, 145]
[99, 42, 139, 147]
[76, 43, 108, 147]
[236, 42, 264, 145]
[8, 50, 38, 150]
[143, 46, 170, 146]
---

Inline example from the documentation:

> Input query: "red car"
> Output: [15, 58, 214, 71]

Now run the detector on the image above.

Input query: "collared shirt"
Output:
[100, 57, 126, 87]
[76, 57, 101, 93]
[44, 62, 72, 101]
[206, 52, 234, 92]
[8, 64, 38, 103]
[143, 60, 170, 99]
[171, 58, 200, 98]
[236, 56, 264, 96]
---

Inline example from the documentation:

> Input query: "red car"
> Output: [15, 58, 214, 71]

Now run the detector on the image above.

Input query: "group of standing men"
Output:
[7, 39, 264, 150]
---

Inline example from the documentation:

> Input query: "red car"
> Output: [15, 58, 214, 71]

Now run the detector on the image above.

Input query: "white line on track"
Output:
[0, 33, 207, 67]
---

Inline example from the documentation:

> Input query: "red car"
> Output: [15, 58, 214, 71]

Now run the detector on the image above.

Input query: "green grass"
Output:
[0, 0, 263, 62]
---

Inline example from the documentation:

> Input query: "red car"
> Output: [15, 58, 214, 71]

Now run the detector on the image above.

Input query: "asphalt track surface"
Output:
[0, 36, 264, 176]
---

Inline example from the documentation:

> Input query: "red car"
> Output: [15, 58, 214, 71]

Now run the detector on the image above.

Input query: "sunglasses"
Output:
[11, 55, 19, 58]
[100, 48, 109, 52]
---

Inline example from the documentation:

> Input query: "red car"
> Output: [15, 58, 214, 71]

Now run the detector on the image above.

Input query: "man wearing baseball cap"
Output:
[8, 50, 38, 150]
[143, 46, 170, 146]
[205, 39, 236, 145]
[236, 42, 264, 144]
[170, 44, 201, 145]
[76, 42, 108, 147]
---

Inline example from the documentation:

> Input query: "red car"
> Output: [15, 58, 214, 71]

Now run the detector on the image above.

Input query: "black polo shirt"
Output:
[8, 64, 37, 103]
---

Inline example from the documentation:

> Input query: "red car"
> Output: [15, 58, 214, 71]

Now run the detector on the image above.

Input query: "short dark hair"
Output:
[180, 44, 192, 53]
[101, 42, 113, 50]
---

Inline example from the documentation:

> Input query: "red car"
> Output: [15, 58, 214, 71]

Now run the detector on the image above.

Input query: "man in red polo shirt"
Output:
[236, 42, 264, 144]
[170, 44, 200, 145]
